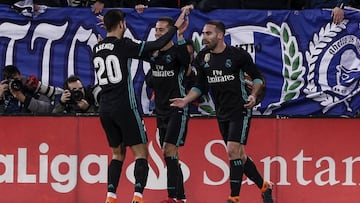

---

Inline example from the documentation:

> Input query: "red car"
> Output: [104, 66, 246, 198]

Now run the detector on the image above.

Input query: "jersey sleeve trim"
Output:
[177, 39, 186, 45]
[191, 87, 202, 95]
[253, 78, 263, 84]
[138, 41, 146, 57]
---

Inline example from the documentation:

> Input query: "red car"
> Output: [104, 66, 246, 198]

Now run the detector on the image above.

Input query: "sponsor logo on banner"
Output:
[0, 117, 360, 202]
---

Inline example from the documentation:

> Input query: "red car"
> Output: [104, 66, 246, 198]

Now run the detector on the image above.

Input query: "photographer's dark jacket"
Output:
[0, 91, 54, 114]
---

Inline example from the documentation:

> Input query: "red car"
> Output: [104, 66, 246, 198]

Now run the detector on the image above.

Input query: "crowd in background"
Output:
[1, 0, 360, 12]
[0, 0, 358, 26]
[0, 0, 357, 27]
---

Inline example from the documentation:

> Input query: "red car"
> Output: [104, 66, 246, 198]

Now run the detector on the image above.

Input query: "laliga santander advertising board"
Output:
[0, 116, 359, 203]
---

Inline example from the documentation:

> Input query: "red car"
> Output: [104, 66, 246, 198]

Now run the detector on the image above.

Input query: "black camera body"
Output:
[69, 89, 84, 103]
[5, 78, 23, 91]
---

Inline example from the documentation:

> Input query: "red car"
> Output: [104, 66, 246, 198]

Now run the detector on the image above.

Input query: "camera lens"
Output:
[9, 79, 23, 91]
[70, 89, 84, 103]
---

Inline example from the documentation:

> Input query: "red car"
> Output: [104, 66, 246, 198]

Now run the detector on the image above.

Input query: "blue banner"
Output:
[1, 5, 360, 116]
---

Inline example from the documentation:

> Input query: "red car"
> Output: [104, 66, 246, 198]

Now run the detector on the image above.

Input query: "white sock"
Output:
[134, 192, 143, 198]
[107, 192, 117, 199]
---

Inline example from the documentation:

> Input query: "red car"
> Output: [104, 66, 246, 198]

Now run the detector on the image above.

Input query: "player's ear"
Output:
[217, 32, 223, 40]
[119, 20, 127, 30]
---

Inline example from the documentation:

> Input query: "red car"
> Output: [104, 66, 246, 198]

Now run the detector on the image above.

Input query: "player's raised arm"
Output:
[141, 8, 190, 53]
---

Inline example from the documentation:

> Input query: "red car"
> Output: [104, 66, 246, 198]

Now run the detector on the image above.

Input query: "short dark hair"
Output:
[2, 65, 20, 80]
[158, 16, 175, 27]
[103, 9, 126, 32]
[206, 20, 226, 34]
[63, 75, 81, 89]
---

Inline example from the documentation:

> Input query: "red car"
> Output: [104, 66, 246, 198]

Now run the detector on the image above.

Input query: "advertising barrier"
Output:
[0, 116, 359, 202]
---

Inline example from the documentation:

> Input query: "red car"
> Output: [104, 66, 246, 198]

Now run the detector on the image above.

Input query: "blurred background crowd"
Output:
[1, 0, 359, 14]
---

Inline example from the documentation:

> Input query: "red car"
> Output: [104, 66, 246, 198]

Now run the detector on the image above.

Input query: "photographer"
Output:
[0, 65, 57, 114]
[52, 75, 99, 114]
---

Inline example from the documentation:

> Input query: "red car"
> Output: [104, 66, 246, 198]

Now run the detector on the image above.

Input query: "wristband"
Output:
[178, 39, 186, 45]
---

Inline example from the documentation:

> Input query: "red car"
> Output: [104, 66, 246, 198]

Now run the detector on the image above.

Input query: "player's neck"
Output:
[211, 42, 226, 54]
[107, 30, 123, 39]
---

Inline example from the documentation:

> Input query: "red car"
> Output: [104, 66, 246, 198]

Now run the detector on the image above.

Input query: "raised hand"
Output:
[92, 1, 104, 14]
[135, 4, 148, 14]
[178, 15, 189, 37]
[332, 7, 344, 25]
[174, 8, 190, 29]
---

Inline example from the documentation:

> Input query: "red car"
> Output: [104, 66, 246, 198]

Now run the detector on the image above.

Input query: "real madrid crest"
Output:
[204, 53, 210, 68]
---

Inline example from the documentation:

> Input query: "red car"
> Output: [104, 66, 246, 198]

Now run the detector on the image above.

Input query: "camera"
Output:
[5, 78, 23, 91]
[69, 89, 84, 103]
